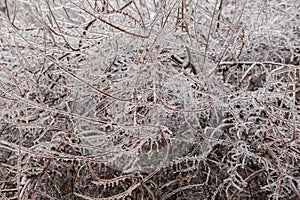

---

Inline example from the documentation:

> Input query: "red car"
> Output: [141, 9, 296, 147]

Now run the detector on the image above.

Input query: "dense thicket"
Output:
[0, 0, 299, 199]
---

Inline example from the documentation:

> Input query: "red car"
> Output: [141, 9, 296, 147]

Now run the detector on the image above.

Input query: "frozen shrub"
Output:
[0, 0, 299, 199]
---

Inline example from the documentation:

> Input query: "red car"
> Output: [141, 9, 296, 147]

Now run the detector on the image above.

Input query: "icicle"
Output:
[193, 159, 196, 169]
